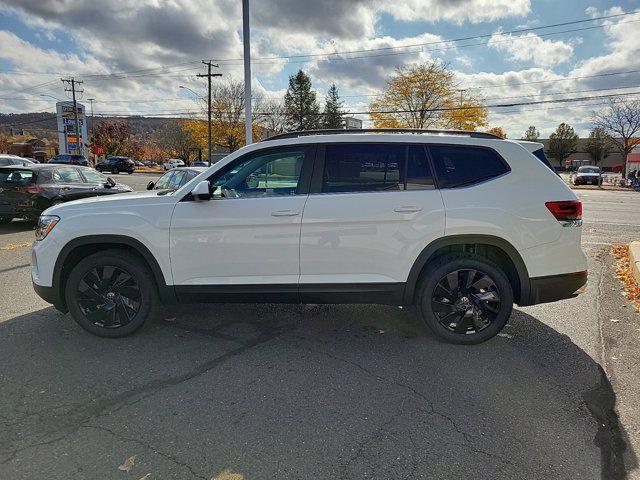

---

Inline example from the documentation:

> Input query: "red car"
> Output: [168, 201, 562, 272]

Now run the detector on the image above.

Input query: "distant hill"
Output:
[0, 111, 184, 141]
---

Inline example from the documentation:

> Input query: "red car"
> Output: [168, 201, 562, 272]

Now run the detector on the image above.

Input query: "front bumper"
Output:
[32, 280, 68, 312]
[525, 271, 588, 305]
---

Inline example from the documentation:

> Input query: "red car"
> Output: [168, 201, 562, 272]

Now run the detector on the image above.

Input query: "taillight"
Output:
[18, 185, 43, 194]
[546, 200, 582, 225]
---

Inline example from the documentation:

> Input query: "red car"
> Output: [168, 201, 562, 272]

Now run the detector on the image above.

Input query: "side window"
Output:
[322, 144, 433, 193]
[53, 167, 84, 184]
[168, 171, 185, 188]
[154, 171, 174, 189]
[210, 147, 306, 198]
[429, 145, 509, 189]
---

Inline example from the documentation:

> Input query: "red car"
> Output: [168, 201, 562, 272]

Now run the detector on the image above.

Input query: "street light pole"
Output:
[242, 0, 252, 145]
[197, 61, 221, 165]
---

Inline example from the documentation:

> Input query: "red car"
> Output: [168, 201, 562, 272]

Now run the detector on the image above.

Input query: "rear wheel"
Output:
[0, 216, 12, 224]
[112, 167, 119, 174]
[65, 250, 158, 337]
[416, 254, 513, 344]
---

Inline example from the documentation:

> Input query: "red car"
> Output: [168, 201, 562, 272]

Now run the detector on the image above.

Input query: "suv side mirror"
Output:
[146, 181, 155, 190]
[105, 177, 116, 188]
[192, 180, 211, 201]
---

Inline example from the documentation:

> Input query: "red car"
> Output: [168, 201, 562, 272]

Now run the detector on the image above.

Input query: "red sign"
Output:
[93, 146, 106, 155]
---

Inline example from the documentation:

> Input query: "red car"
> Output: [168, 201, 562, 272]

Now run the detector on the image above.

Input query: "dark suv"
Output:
[96, 156, 135, 174]
[48, 154, 88, 166]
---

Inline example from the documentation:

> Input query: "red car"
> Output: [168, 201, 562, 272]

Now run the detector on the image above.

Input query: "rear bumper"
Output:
[522, 271, 588, 305]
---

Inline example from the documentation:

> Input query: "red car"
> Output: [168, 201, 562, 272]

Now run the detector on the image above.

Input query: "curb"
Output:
[630, 241, 640, 286]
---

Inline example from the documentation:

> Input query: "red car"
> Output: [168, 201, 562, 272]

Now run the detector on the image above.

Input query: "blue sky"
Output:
[1, 0, 639, 137]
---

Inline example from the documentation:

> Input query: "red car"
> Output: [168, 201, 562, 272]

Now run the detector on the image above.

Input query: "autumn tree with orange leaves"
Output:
[369, 62, 487, 131]
[487, 126, 507, 138]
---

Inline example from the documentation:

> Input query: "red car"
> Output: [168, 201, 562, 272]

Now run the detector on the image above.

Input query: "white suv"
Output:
[162, 158, 185, 170]
[31, 130, 587, 344]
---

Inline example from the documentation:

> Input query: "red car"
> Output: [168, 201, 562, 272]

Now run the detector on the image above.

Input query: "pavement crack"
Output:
[83, 424, 207, 480]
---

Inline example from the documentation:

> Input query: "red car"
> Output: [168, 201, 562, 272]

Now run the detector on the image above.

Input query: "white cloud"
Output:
[488, 31, 575, 67]
[378, 0, 530, 24]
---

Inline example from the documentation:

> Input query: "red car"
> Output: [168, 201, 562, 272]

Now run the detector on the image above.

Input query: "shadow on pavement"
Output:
[0, 303, 635, 479]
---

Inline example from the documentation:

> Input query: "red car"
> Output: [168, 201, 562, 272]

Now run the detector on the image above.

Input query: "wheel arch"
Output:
[52, 235, 175, 311]
[403, 235, 531, 305]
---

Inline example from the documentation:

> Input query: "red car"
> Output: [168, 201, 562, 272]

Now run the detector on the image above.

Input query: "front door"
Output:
[170, 145, 314, 293]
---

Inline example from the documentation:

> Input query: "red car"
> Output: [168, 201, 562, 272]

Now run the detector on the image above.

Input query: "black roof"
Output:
[0, 164, 95, 171]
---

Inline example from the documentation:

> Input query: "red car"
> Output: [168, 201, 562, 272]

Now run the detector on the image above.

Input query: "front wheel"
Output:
[416, 254, 513, 344]
[65, 250, 158, 337]
[0, 216, 12, 224]
[112, 168, 119, 174]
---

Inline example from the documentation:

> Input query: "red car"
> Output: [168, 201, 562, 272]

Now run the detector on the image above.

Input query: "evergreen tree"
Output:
[322, 84, 345, 129]
[283, 70, 321, 131]
[522, 126, 540, 141]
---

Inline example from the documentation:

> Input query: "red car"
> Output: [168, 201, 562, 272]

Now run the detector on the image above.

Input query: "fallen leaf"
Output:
[164, 317, 177, 322]
[610, 318, 621, 323]
[138, 474, 151, 480]
[119, 455, 137, 473]
[211, 469, 244, 480]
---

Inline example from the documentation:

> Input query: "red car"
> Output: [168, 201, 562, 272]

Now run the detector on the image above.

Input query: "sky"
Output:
[1, 0, 640, 138]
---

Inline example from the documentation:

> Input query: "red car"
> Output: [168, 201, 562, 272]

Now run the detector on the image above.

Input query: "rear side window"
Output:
[429, 145, 509, 188]
[322, 144, 434, 193]
[53, 167, 83, 184]
[0, 169, 34, 184]
[532, 148, 556, 173]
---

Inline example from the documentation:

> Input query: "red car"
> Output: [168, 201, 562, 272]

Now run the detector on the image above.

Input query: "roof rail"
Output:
[263, 128, 504, 141]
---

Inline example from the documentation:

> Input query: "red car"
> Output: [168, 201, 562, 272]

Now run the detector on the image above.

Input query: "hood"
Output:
[577, 172, 600, 177]
[43, 189, 177, 216]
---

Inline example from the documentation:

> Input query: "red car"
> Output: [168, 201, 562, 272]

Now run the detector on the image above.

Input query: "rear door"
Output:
[299, 142, 445, 294]
[0, 168, 36, 217]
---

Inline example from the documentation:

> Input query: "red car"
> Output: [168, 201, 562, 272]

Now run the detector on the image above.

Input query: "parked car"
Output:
[191, 161, 208, 167]
[134, 161, 144, 167]
[96, 156, 135, 174]
[0, 154, 36, 167]
[0, 164, 131, 223]
[162, 158, 185, 170]
[48, 154, 88, 166]
[147, 167, 207, 191]
[32, 129, 587, 344]
[573, 166, 601, 186]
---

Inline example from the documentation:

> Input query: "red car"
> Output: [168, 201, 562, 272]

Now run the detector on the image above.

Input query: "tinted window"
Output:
[53, 167, 83, 183]
[0, 158, 12, 166]
[578, 166, 600, 174]
[430, 145, 509, 188]
[0, 169, 34, 184]
[211, 147, 306, 198]
[322, 144, 433, 193]
[532, 148, 556, 173]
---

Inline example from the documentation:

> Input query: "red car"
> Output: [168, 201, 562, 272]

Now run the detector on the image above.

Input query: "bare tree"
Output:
[593, 98, 640, 175]
[256, 99, 287, 137]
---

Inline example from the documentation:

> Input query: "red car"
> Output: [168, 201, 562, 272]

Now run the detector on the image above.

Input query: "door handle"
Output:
[271, 210, 299, 217]
[394, 206, 422, 213]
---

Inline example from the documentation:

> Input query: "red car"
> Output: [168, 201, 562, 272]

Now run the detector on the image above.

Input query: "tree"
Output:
[522, 126, 540, 141]
[548, 123, 578, 166]
[93, 121, 135, 157]
[593, 98, 640, 175]
[487, 126, 507, 138]
[284, 70, 321, 131]
[585, 127, 613, 166]
[256, 99, 287, 136]
[322, 84, 345, 129]
[155, 120, 199, 161]
[369, 62, 487, 131]
[0, 132, 9, 153]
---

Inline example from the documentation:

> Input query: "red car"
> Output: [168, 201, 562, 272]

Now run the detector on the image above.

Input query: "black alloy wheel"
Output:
[431, 269, 500, 335]
[76, 266, 141, 329]
[417, 254, 513, 344]
[65, 250, 157, 337]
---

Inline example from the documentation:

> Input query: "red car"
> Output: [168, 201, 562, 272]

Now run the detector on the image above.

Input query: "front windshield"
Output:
[579, 167, 601, 174]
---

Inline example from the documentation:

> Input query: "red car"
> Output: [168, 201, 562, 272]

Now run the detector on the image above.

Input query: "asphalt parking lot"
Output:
[1, 175, 639, 479]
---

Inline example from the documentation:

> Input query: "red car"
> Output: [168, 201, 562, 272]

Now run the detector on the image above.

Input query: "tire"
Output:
[416, 254, 513, 345]
[0, 216, 12, 224]
[127, 171, 133, 174]
[112, 168, 119, 174]
[64, 250, 158, 337]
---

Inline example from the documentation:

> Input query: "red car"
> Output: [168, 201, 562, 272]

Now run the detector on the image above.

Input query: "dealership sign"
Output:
[56, 101, 88, 156]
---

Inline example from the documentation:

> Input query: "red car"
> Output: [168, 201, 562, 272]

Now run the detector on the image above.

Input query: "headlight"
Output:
[35, 215, 60, 241]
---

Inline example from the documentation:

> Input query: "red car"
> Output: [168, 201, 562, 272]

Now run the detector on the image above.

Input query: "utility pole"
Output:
[87, 98, 95, 165]
[197, 61, 221, 165]
[242, 0, 252, 144]
[61, 77, 83, 155]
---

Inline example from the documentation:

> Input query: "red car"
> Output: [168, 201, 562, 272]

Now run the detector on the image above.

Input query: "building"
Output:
[344, 117, 363, 130]
[539, 138, 625, 171]
[8, 138, 57, 161]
